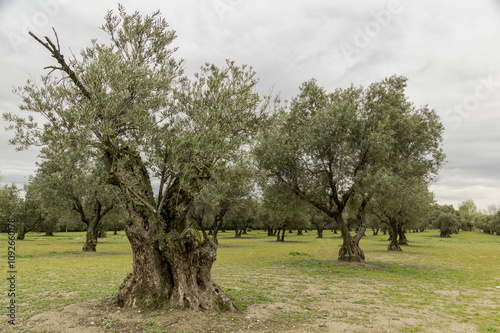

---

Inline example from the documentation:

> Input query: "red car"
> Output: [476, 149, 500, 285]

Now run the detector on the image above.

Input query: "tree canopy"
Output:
[254, 76, 444, 261]
[5, 6, 270, 310]
[3, 5, 448, 312]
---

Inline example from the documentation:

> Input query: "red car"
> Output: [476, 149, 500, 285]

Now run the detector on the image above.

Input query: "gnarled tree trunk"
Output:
[117, 215, 236, 311]
[336, 213, 365, 262]
[397, 227, 408, 245]
[387, 224, 402, 251]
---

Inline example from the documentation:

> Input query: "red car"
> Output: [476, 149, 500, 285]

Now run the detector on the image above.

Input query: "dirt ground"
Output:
[9, 272, 485, 333]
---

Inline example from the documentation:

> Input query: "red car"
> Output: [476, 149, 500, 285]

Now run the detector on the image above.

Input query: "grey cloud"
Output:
[1, 0, 500, 210]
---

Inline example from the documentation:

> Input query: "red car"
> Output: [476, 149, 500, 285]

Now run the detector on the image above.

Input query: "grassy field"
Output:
[1, 229, 499, 332]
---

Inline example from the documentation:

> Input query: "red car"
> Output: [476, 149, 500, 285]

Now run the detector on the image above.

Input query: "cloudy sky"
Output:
[1, 0, 499, 210]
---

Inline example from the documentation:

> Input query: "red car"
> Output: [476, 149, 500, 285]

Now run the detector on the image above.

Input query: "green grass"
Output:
[1, 229, 499, 332]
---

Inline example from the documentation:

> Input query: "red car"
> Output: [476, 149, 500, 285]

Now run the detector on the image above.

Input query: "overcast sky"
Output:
[1, 0, 499, 211]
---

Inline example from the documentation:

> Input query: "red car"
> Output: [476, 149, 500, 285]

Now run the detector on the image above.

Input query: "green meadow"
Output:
[1, 230, 499, 332]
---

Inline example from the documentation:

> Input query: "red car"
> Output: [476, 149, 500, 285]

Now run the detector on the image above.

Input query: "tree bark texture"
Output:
[336, 213, 365, 262]
[117, 218, 236, 311]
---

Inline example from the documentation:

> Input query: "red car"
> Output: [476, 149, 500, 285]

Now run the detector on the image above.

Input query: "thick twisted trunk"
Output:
[117, 217, 237, 311]
[336, 213, 365, 262]
[103, 148, 237, 311]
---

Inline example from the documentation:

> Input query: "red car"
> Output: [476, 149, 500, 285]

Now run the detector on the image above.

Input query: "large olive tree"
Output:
[5, 7, 268, 310]
[255, 76, 444, 262]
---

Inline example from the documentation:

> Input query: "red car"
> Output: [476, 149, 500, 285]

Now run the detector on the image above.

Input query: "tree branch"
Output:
[29, 30, 92, 100]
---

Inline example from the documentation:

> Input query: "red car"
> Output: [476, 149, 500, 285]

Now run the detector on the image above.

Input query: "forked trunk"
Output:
[117, 216, 237, 311]
[74, 198, 114, 252]
[387, 225, 402, 251]
[336, 214, 365, 262]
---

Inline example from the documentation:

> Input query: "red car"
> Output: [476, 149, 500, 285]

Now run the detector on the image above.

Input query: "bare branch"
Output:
[52, 27, 61, 51]
[29, 31, 93, 100]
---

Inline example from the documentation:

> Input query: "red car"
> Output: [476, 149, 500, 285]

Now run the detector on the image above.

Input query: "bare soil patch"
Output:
[10, 273, 486, 333]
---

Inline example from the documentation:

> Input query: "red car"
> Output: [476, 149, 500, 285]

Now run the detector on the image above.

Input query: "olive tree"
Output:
[31, 147, 122, 251]
[5, 7, 268, 310]
[458, 199, 478, 231]
[254, 76, 444, 262]
[0, 183, 18, 232]
[8, 183, 44, 240]
[309, 206, 334, 239]
[371, 175, 434, 250]
[431, 204, 462, 237]
[188, 164, 254, 244]
[476, 213, 500, 235]
[260, 182, 310, 242]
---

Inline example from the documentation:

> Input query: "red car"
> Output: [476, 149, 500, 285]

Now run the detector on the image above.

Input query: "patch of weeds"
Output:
[289, 252, 310, 256]
[103, 317, 115, 326]
[482, 327, 499, 333]
[138, 318, 155, 326]
[146, 311, 160, 317]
